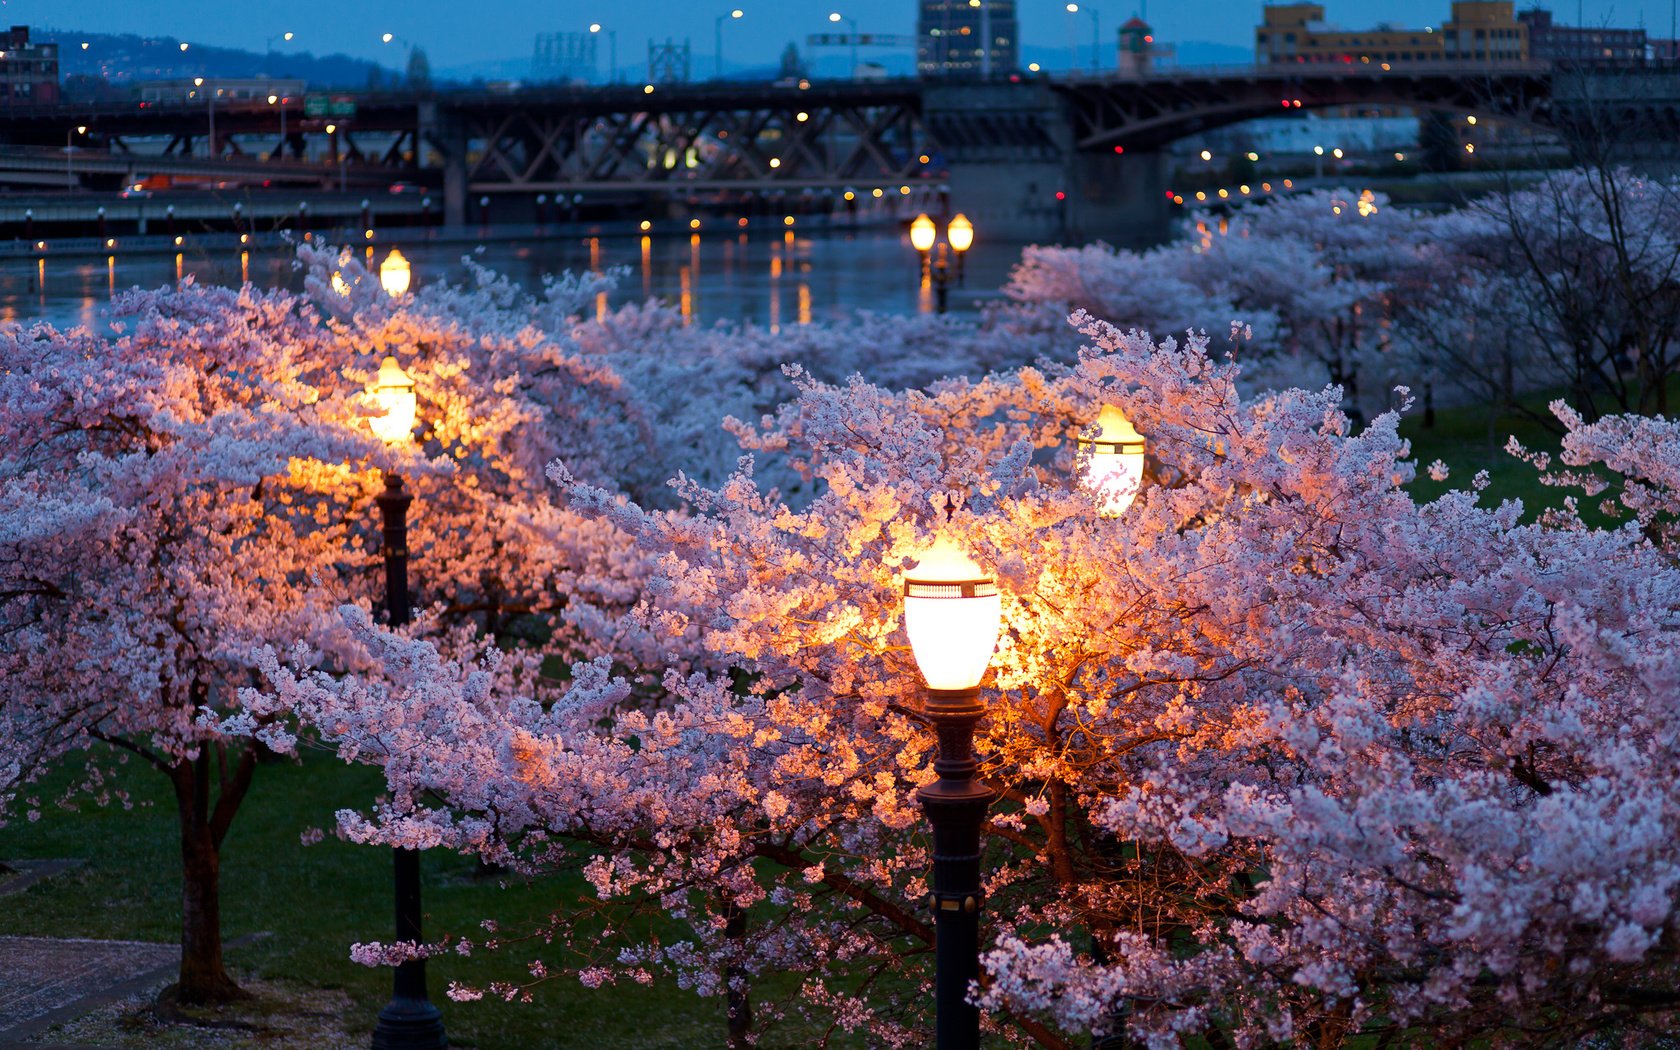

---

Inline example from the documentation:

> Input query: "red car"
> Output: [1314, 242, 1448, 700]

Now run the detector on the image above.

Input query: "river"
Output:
[0, 228, 1027, 332]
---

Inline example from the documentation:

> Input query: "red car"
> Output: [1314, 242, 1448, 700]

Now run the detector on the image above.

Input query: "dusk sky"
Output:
[2, 0, 1672, 70]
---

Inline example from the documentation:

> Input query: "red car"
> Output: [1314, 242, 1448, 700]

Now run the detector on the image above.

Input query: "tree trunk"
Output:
[168, 747, 255, 1005]
[724, 897, 753, 1048]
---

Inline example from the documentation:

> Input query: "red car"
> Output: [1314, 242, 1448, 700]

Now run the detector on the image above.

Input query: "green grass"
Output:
[1400, 395, 1565, 511]
[0, 752, 803, 1049]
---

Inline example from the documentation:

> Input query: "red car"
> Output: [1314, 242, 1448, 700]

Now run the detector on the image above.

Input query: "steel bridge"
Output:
[2, 65, 1677, 236]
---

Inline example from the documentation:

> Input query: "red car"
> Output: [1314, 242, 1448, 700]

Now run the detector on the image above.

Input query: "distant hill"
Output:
[33, 27, 402, 95]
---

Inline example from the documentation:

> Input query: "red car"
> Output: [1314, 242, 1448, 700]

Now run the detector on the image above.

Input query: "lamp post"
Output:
[1065, 3, 1081, 72]
[828, 11, 859, 78]
[365, 353, 446, 1050]
[1076, 404, 1146, 516]
[946, 213, 973, 287]
[910, 212, 936, 277]
[715, 8, 744, 79]
[265, 30, 294, 76]
[910, 212, 974, 312]
[589, 23, 618, 84]
[903, 535, 1002, 1050]
[65, 124, 85, 189]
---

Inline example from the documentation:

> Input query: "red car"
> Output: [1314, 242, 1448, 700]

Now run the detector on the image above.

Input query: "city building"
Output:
[1518, 9, 1646, 64]
[1441, 2, 1528, 61]
[917, 0, 1018, 77]
[1256, 2, 1528, 65]
[1653, 38, 1680, 60]
[0, 26, 59, 105]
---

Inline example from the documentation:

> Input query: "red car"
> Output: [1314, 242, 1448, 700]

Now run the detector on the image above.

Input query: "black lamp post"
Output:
[903, 536, 1003, 1050]
[932, 244, 952, 316]
[366, 356, 447, 1050]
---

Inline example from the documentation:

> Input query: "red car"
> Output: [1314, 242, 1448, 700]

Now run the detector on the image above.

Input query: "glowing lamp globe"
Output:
[947, 213, 974, 253]
[368, 356, 417, 445]
[903, 536, 1001, 691]
[380, 248, 411, 298]
[1078, 404, 1146, 517]
[909, 213, 937, 253]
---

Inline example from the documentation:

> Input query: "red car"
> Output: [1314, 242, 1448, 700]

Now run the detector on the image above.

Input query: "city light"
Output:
[640, 219, 652, 230]
[1332, 148, 1344, 158]
[179, 42, 189, 51]
[1200, 149, 1212, 161]
[590, 22, 602, 32]
[644, 84, 655, 94]
[1467, 115, 1478, 124]
[1247, 151, 1259, 161]
[769, 158, 781, 168]
[1028, 62, 1041, 71]
[1314, 145, 1324, 155]
[829, 11, 841, 21]
[382, 33, 395, 43]
[1396, 152, 1407, 161]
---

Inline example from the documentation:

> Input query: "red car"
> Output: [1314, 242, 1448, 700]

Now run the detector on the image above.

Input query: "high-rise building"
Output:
[917, 0, 1018, 78]
[1518, 9, 1646, 65]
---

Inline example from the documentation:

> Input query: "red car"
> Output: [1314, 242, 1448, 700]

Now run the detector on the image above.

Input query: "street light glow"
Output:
[380, 249, 411, 298]
[947, 213, 974, 253]
[382, 33, 395, 43]
[829, 11, 841, 20]
[903, 537, 1001, 692]
[589, 22, 602, 32]
[731, 8, 744, 17]
[909, 213, 937, 253]
[368, 357, 418, 444]
[1079, 404, 1147, 517]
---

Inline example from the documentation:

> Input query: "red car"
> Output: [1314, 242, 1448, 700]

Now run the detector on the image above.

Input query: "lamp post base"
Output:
[371, 997, 447, 1050]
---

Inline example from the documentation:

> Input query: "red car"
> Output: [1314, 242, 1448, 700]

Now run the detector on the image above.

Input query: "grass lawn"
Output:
[0, 751, 828, 1049]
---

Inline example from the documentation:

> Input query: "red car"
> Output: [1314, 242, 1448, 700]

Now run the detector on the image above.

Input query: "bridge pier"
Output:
[926, 81, 1175, 246]
[1065, 148, 1172, 245]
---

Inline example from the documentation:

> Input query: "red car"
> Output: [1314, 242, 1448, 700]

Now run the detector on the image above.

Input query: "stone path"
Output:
[0, 935, 177, 1045]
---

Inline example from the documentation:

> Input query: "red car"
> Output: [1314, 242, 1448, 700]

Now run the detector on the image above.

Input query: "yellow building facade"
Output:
[1257, 2, 1528, 65]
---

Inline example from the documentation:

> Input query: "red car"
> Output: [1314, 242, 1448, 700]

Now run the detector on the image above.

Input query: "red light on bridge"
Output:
[1281, 99, 1290, 107]
[1164, 190, 1175, 198]
[1113, 145, 1124, 154]
[1055, 191, 1066, 200]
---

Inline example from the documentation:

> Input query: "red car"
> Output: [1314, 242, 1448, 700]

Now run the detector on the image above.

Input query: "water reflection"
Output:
[0, 229, 1017, 332]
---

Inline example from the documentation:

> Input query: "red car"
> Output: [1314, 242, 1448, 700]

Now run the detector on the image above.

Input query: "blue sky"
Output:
[4, 0, 1672, 69]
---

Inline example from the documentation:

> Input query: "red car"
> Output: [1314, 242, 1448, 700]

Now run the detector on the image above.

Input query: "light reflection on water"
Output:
[0, 229, 1019, 333]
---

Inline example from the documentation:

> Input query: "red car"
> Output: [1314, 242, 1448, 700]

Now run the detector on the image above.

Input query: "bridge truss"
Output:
[449, 82, 938, 194]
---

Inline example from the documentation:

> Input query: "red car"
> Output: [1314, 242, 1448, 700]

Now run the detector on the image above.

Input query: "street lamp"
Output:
[366, 356, 447, 1050]
[1066, 2, 1101, 71]
[716, 8, 744, 79]
[265, 30, 294, 75]
[910, 212, 937, 274]
[946, 213, 973, 286]
[903, 535, 1001, 1050]
[65, 124, 86, 190]
[1065, 3, 1081, 72]
[828, 11, 859, 78]
[589, 23, 618, 83]
[380, 249, 412, 298]
[1077, 404, 1146, 516]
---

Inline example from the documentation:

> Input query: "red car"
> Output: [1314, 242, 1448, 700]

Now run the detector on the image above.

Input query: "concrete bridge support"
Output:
[926, 81, 1174, 245]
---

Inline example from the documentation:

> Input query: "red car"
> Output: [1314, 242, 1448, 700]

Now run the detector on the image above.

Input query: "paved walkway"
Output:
[0, 935, 177, 1045]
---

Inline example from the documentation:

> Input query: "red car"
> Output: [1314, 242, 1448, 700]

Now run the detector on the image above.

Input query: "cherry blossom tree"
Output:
[243, 294, 1680, 1048]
